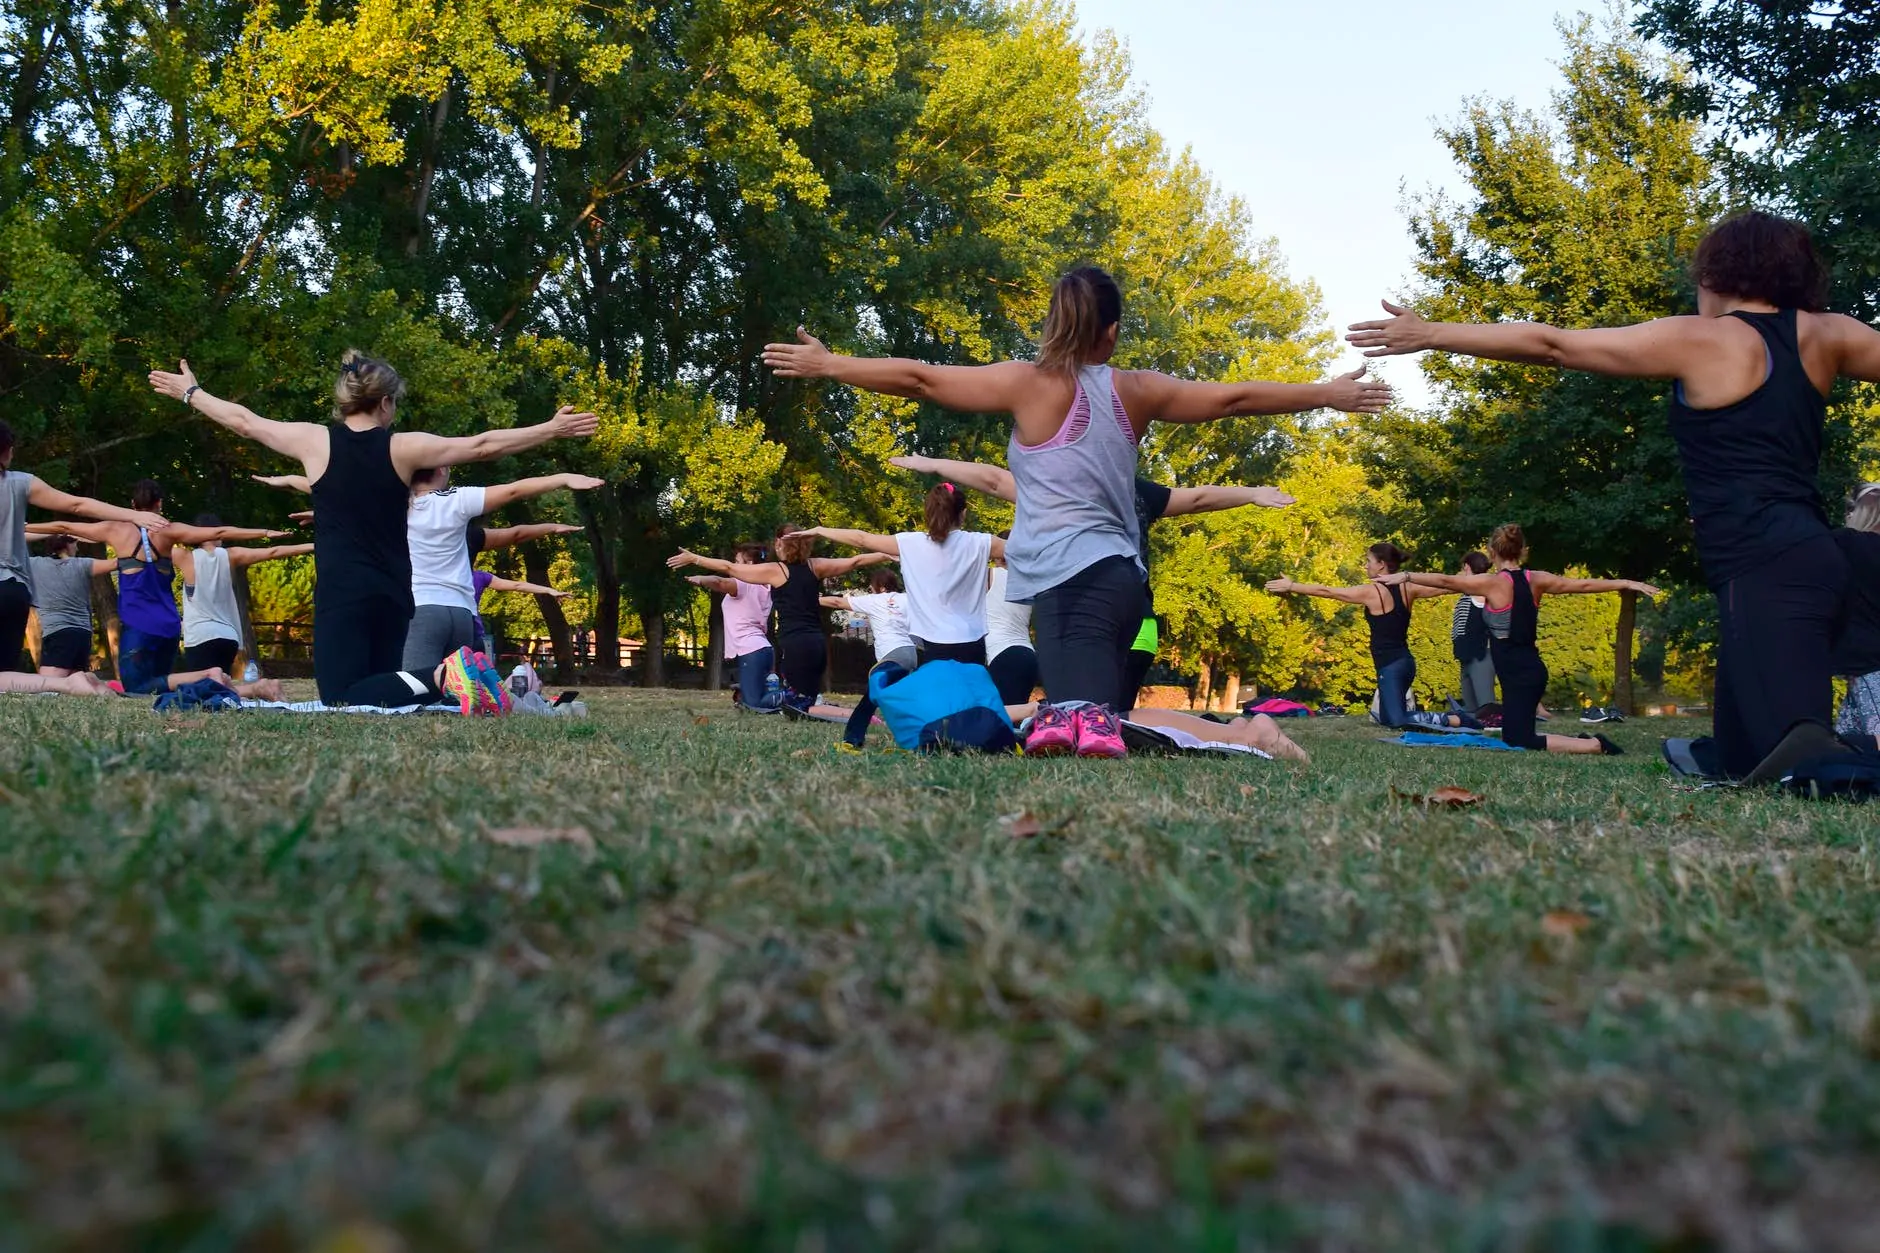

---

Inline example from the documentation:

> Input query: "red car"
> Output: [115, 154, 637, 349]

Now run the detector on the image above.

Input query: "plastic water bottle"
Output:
[764, 672, 782, 708]
[242, 660, 259, 683]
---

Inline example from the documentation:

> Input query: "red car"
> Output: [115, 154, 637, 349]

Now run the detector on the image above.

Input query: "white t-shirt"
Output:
[894, 530, 993, 645]
[984, 565, 1033, 660]
[408, 486, 488, 612]
[846, 591, 915, 662]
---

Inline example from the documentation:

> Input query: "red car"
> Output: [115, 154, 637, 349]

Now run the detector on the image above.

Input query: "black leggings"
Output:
[989, 646, 1040, 706]
[776, 631, 827, 700]
[915, 638, 987, 667]
[0, 578, 30, 673]
[1121, 646, 1154, 714]
[1712, 533, 1849, 777]
[314, 594, 412, 705]
[181, 638, 240, 675]
[343, 669, 442, 707]
[1490, 640, 1549, 750]
[1031, 555, 1150, 709]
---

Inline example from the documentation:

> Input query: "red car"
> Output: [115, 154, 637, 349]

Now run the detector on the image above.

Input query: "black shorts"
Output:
[181, 638, 240, 674]
[39, 627, 93, 672]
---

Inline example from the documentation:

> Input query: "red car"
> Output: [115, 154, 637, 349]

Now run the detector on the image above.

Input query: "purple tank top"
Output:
[117, 529, 180, 637]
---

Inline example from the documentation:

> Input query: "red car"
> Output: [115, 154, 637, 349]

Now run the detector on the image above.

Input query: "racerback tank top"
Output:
[311, 423, 412, 610]
[1003, 364, 1142, 603]
[1667, 309, 1830, 588]
[117, 528, 180, 637]
[772, 561, 823, 638]
[1366, 583, 1411, 665]
[1485, 568, 1539, 648]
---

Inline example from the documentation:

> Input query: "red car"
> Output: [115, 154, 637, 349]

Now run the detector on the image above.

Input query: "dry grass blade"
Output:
[1391, 784, 1485, 808]
[1541, 909, 1593, 939]
[486, 825, 596, 852]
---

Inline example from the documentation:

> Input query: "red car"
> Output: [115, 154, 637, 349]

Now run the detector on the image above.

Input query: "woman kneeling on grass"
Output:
[764, 265, 1389, 759]
[1376, 524, 1661, 755]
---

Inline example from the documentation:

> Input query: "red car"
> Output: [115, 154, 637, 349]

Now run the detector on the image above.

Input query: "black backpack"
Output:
[1782, 749, 1880, 801]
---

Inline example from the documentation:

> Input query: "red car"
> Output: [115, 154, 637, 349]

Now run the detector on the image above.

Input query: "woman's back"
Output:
[895, 529, 993, 643]
[773, 561, 823, 637]
[312, 423, 411, 609]
[1366, 583, 1411, 662]
[1669, 309, 1830, 586]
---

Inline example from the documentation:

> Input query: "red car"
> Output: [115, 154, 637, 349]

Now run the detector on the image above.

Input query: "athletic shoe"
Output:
[472, 651, 512, 715]
[439, 648, 485, 716]
[1580, 706, 1625, 724]
[1578, 732, 1624, 756]
[836, 741, 864, 755]
[1025, 702, 1077, 757]
[1074, 704, 1128, 759]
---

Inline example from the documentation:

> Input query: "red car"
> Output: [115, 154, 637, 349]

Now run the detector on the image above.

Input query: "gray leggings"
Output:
[402, 603, 479, 672]
[1458, 654, 1497, 711]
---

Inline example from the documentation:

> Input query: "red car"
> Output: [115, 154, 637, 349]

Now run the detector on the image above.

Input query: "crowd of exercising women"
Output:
[2, 209, 1876, 778]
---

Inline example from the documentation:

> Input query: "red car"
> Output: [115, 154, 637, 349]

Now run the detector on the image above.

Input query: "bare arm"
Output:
[388, 406, 599, 478]
[1124, 366, 1390, 426]
[26, 520, 121, 544]
[228, 543, 316, 568]
[480, 473, 605, 513]
[487, 576, 570, 599]
[476, 523, 583, 552]
[811, 553, 894, 578]
[160, 524, 291, 546]
[1528, 571, 1662, 597]
[251, 474, 312, 494]
[667, 551, 788, 587]
[1347, 301, 1718, 380]
[1263, 577, 1382, 607]
[888, 455, 1016, 502]
[1826, 313, 1880, 384]
[150, 361, 328, 464]
[1385, 570, 1504, 596]
[764, 328, 1037, 413]
[25, 482, 167, 530]
[687, 575, 742, 596]
[88, 558, 116, 576]
[819, 595, 853, 610]
[1163, 485, 1296, 516]
[789, 526, 900, 557]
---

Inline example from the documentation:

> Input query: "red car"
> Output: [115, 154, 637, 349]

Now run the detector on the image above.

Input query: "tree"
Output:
[1373, 16, 1715, 713]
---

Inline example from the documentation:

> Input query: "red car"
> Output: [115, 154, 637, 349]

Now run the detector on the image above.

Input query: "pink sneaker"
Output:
[1074, 703, 1128, 758]
[1024, 702, 1077, 756]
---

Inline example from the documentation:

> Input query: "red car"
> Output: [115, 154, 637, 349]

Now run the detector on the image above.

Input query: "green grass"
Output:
[2, 689, 1878, 1251]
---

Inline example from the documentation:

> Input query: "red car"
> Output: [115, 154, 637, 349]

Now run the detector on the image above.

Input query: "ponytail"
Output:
[1489, 524, 1527, 563]
[923, 481, 967, 542]
[334, 348, 407, 420]
[1037, 266, 1123, 375]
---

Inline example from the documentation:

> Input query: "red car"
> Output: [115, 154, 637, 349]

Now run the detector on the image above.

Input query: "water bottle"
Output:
[242, 660, 259, 683]
[764, 672, 782, 708]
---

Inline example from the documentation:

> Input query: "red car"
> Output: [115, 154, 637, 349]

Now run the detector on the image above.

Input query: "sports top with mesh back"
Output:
[1366, 582, 1411, 666]
[311, 422, 412, 612]
[1003, 363, 1142, 604]
[1484, 569, 1539, 646]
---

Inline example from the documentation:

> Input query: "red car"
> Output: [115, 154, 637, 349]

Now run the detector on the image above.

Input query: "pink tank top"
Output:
[722, 582, 773, 658]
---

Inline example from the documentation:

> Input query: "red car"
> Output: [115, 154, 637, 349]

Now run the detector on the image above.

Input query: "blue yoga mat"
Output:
[1384, 732, 1525, 752]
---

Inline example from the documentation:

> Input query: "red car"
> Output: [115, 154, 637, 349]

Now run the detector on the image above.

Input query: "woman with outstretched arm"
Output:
[766, 265, 1385, 758]
[1376, 524, 1661, 755]
[151, 353, 597, 704]
[1348, 210, 1880, 779]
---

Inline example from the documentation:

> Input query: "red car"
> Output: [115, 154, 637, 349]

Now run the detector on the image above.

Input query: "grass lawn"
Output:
[2, 687, 1877, 1251]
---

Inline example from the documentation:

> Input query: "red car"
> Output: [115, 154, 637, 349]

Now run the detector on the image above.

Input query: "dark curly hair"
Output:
[1690, 211, 1829, 311]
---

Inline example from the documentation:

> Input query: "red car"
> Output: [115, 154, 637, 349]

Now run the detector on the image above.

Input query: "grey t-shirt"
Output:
[0, 472, 39, 598]
[30, 555, 95, 634]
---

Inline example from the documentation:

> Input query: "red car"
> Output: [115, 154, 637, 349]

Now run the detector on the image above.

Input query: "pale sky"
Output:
[1073, 0, 1597, 408]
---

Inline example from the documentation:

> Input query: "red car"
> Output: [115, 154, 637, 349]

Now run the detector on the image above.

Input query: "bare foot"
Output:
[236, 679, 284, 701]
[1245, 713, 1311, 765]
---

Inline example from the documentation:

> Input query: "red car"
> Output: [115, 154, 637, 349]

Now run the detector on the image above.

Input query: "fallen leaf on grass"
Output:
[1239, 784, 1256, 799]
[693, 715, 710, 726]
[1391, 785, 1484, 808]
[1002, 810, 1075, 839]
[1540, 910, 1592, 939]
[791, 748, 816, 759]
[486, 825, 595, 852]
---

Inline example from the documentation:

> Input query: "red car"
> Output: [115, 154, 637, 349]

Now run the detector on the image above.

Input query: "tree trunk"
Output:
[1220, 670, 1241, 712]
[578, 497, 620, 669]
[1195, 659, 1213, 710]
[230, 561, 258, 674]
[1613, 587, 1637, 715]
[406, 87, 451, 255]
[93, 579, 120, 678]
[705, 594, 725, 690]
[521, 544, 574, 680]
[640, 608, 667, 687]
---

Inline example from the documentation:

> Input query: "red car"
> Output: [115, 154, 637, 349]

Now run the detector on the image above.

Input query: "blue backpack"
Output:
[868, 661, 1017, 754]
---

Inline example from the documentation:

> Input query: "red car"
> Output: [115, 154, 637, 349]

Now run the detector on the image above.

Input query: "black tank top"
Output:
[1667, 309, 1830, 588]
[311, 423, 412, 609]
[772, 561, 822, 637]
[1488, 568, 1539, 651]
[1367, 583, 1410, 665]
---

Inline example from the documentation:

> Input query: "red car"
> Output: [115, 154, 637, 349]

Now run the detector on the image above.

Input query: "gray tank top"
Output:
[0, 472, 39, 597]
[1003, 364, 1142, 603]
[183, 546, 243, 647]
[29, 556, 95, 634]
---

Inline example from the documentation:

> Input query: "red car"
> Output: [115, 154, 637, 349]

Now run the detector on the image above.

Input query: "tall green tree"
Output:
[1372, 16, 1715, 712]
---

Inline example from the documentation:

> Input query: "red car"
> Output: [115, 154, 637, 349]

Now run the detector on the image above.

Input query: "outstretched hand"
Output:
[889, 454, 936, 474]
[562, 474, 606, 491]
[667, 549, 701, 571]
[252, 474, 302, 491]
[148, 359, 198, 402]
[1264, 577, 1296, 594]
[762, 327, 834, 379]
[549, 406, 600, 439]
[1371, 571, 1411, 586]
[1251, 487, 1296, 509]
[290, 511, 314, 525]
[1347, 301, 1433, 358]
[265, 529, 293, 540]
[1633, 581, 1664, 598]
[1323, 365, 1393, 414]
[130, 510, 169, 530]
[781, 526, 826, 539]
